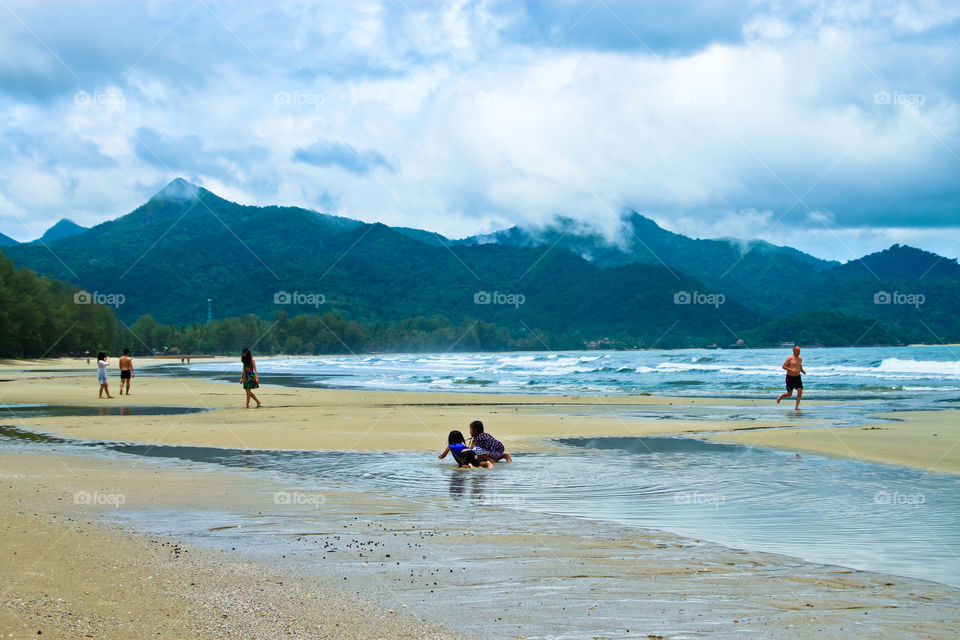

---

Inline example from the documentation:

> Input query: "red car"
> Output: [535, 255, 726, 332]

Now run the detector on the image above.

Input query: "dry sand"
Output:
[1, 357, 824, 453]
[2, 357, 957, 474]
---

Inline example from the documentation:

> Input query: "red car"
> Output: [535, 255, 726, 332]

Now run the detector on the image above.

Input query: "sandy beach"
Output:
[0, 451, 458, 640]
[710, 409, 960, 475]
[2, 357, 959, 638]
[3, 356, 828, 453]
[2, 357, 957, 474]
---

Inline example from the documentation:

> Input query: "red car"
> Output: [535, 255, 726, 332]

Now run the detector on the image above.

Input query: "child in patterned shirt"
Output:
[468, 420, 512, 463]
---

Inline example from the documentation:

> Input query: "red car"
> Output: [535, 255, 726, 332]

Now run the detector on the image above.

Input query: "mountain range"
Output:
[2, 178, 957, 348]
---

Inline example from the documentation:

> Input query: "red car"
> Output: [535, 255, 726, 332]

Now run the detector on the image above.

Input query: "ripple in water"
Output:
[94, 435, 960, 589]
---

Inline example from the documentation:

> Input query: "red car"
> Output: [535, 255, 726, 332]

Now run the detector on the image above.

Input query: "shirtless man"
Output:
[118, 348, 134, 395]
[776, 346, 806, 409]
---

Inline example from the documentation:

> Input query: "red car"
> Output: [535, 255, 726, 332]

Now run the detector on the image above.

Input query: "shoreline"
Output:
[1, 358, 957, 474]
[1, 363, 829, 454]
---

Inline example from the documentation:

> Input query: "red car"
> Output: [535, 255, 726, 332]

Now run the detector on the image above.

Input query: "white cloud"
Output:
[0, 0, 957, 257]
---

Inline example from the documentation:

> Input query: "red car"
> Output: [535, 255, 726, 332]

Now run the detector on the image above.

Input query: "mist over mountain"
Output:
[2, 179, 957, 348]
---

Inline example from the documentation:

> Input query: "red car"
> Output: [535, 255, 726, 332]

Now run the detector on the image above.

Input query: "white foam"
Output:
[878, 358, 960, 377]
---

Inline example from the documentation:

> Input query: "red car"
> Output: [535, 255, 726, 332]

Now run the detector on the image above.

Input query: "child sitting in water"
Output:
[468, 420, 512, 463]
[438, 430, 493, 469]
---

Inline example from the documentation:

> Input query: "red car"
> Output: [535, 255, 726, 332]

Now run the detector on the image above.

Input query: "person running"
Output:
[776, 346, 806, 409]
[468, 420, 512, 463]
[118, 348, 134, 395]
[438, 430, 493, 469]
[240, 348, 262, 408]
[97, 352, 114, 399]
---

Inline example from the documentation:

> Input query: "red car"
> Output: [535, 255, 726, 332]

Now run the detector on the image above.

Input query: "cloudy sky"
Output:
[0, 0, 958, 260]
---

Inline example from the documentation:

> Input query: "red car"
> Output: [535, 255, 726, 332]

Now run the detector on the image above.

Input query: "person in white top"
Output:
[97, 351, 114, 399]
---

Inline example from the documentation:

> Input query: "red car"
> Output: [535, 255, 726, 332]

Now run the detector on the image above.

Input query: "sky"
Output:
[0, 0, 958, 261]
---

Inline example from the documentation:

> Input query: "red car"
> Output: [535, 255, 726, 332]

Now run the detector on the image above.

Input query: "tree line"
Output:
[0, 252, 916, 357]
[120, 311, 577, 356]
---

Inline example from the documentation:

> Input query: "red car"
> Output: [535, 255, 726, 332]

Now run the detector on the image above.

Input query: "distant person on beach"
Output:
[240, 348, 262, 409]
[118, 349, 134, 395]
[468, 420, 512, 463]
[776, 346, 806, 409]
[438, 430, 493, 469]
[97, 352, 114, 399]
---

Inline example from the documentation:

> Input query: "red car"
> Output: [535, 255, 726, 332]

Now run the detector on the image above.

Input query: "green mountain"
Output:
[1, 179, 759, 348]
[788, 245, 960, 343]
[34, 218, 89, 243]
[3, 178, 957, 348]
[460, 212, 839, 316]
[0, 231, 17, 247]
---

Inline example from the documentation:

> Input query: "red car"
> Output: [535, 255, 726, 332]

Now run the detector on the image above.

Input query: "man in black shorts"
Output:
[776, 346, 806, 409]
[118, 348, 134, 395]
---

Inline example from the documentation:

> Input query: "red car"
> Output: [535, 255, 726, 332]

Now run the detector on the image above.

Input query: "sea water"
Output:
[184, 345, 960, 400]
[1, 424, 957, 589]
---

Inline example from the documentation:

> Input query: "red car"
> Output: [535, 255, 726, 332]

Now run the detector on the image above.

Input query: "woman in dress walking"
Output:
[240, 348, 262, 408]
[97, 351, 114, 399]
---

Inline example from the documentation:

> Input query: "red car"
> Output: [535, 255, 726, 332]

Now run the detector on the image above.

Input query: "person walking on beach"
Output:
[240, 348, 262, 409]
[118, 348, 134, 395]
[97, 352, 114, 399]
[776, 346, 806, 409]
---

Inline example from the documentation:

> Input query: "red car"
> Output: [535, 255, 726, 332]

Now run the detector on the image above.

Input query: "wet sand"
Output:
[710, 409, 960, 475]
[2, 450, 958, 639]
[0, 451, 457, 640]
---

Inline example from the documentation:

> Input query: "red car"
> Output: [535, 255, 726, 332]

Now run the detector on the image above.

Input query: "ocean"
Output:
[187, 345, 960, 400]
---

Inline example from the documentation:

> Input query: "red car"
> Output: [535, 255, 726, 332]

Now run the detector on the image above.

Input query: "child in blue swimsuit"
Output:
[438, 430, 493, 469]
